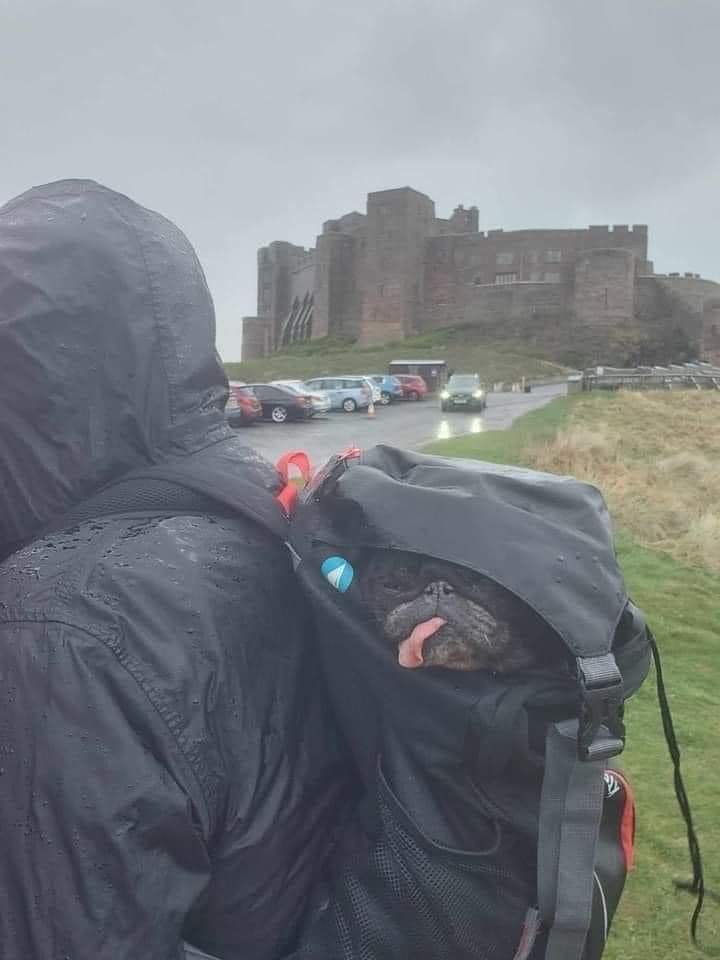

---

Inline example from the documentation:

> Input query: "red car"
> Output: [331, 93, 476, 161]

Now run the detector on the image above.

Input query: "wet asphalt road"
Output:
[238, 383, 566, 467]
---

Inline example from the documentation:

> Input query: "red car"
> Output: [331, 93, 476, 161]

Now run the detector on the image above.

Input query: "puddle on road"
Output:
[435, 417, 484, 440]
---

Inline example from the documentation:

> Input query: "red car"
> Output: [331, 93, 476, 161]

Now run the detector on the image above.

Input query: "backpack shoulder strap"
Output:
[40, 475, 236, 536]
[538, 654, 626, 960]
[537, 720, 607, 960]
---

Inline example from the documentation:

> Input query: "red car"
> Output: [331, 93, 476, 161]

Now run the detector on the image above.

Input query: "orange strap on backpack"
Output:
[275, 451, 312, 516]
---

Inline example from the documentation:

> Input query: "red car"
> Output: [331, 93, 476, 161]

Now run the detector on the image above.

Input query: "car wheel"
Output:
[342, 397, 357, 413]
[380, 391, 391, 405]
[271, 405, 288, 423]
[408, 390, 419, 402]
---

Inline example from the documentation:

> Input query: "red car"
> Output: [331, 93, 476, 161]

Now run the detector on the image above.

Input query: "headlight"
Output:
[440, 390, 450, 399]
[473, 389, 484, 398]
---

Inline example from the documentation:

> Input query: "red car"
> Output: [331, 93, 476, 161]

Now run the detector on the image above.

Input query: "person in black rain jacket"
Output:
[0, 180, 345, 960]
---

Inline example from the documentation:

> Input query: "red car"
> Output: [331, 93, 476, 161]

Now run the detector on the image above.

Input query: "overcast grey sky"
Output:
[2, 0, 719, 360]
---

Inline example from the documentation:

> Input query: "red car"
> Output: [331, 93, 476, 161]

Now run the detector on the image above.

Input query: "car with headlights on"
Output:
[440, 373, 487, 412]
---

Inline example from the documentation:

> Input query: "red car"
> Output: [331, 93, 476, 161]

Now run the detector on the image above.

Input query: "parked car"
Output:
[245, 383, 314, 423]
[270, 379, 332, 415]
[226, 381, 262, 427]
[304, 376, 372, 412]
[362, 377, 382, 405]
[395, 374, 428, 401]
[365, 374, 404, 405]
[440, 373, 487, 412]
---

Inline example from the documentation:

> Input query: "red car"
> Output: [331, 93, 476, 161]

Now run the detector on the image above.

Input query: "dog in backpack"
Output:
[358, 549, 564, 672]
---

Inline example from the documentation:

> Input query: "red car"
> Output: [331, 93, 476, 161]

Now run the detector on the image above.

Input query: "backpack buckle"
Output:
[577, 655, 625, 761]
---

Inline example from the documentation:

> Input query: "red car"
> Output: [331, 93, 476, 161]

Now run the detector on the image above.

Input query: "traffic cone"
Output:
[367, 399, 376, 418]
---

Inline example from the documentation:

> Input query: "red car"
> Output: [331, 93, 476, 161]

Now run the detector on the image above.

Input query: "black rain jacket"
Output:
[0, 180, 345, 960]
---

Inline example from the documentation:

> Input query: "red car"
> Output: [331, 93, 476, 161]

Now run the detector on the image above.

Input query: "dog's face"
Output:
[357, 550, 560, 672]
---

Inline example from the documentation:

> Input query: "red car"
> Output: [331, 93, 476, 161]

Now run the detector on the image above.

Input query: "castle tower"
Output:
[360, 187, 435, 344]
[573, 248, 636, 359]
[313, 226, 359, 340]
[448, 204, 479, 234]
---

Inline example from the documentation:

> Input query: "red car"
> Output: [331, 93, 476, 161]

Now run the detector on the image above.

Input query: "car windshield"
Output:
[448, 376, 479, 389]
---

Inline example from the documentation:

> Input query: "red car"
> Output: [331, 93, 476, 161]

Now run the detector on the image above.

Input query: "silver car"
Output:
[304, 376, 372, 412]
[270, 379, 332, 415]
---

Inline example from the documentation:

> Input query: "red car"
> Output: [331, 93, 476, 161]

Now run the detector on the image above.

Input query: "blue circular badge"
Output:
[321, 555, 354, 593]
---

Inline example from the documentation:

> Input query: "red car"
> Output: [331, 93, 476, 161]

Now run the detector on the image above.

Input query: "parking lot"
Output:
[239, 383, 566, 466]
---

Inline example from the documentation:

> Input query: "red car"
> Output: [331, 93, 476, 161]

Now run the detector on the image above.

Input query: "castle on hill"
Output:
[242, 186, 720, 365]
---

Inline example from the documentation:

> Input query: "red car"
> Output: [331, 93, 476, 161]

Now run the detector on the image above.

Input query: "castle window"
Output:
[545, 249, 562, 263]
[496, 252, 514, 266]
[544, 272, 561, 282]
[495, 272, 518, 285]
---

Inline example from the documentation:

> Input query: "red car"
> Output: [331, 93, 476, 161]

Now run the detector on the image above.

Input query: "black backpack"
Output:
[283, 444, 705, 960]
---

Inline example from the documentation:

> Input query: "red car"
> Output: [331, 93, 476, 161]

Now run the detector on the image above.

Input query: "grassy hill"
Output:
[426, 393, 720, 959]
[224, 326, 570, 385]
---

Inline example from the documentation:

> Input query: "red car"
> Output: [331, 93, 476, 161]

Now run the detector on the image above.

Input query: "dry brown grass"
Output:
[527, 391, 720, 572]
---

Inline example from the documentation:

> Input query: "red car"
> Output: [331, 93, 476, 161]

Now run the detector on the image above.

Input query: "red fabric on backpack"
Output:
[275, 451, 312, 516]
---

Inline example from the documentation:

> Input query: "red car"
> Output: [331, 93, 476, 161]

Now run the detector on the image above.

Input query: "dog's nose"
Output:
[424, 580, 455, 598]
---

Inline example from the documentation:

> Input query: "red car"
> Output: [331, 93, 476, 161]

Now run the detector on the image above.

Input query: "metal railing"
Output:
[582, 362, 720, 393]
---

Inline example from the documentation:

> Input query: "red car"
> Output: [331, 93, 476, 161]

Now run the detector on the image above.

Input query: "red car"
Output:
[226, 382, 262, 427]
[395, 374, 428, 401]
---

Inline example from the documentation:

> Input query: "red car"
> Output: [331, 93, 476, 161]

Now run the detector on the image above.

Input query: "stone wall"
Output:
[314, 230, 361, 340]
[257, 240, 311, 350]
[573, 248, 636, 360]
[360, 187, 435, 344]
[703, 298, 720, 363]
[635, 275, 720, 363]
[423, 225, 647, 296]
[241, 315, 272, 360]
[463, 281, 569, 347]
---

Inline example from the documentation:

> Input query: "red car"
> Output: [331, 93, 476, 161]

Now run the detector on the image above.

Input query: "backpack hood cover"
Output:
[290, 445, 651, 833]
[0, 179, 285, 558]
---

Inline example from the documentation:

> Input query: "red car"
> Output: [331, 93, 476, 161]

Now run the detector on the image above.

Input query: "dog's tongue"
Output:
[398, 617, 447, 668]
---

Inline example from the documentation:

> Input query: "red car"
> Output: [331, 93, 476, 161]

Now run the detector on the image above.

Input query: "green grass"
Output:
[425, 398, 719, 959]
[608, 538, 719, 959]
[225, 325, 570, 386]
[423, 395, 572, 463]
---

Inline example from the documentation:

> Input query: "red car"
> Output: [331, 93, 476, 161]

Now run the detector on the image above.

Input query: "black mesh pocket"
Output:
[295, 770, 541, 960]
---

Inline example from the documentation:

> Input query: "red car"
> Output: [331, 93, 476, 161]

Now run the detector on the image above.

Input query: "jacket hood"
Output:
[0, 179, 270, 552]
